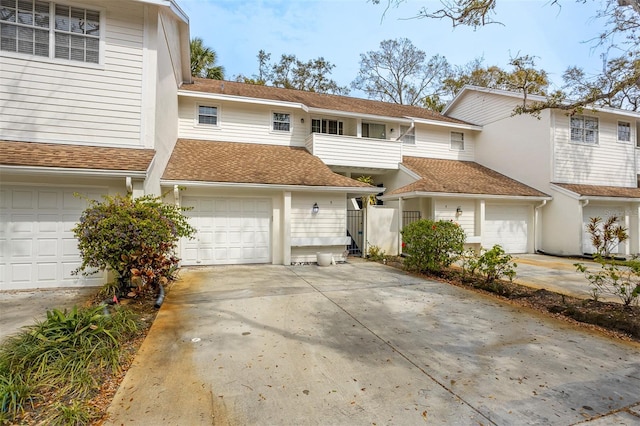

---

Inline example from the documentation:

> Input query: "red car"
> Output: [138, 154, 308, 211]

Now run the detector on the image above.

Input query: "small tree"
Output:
[72, 193, 195, 297]
[575, 215, 640, 306]
[401, 219, 466, 274]
[466, 245, 517, 283]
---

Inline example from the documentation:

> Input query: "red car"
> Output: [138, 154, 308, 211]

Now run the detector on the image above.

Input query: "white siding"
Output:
[434, 199, 475, 238]
[402, 124, 475, 161]
[0, 1, 145, 146]
[145, 7, 183, 194]
[553, 111, 636, 187]
[290, 193, 347, 262]
[446, 91, 519, 126]
[178, 98, 307, 147]
[474, 109, 552, 192]
[307, 134, 402, 169]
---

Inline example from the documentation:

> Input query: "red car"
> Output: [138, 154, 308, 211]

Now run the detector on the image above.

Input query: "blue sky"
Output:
[180, 0, 609, 97]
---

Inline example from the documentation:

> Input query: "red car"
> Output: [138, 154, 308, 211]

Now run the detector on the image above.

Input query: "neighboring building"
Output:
[0, 0, 191, 290]
[174, 79, 550, 261]
[444, 86, 640, 256]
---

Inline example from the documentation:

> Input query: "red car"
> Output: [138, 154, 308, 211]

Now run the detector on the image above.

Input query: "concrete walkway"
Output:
[105, 260, 640, 425]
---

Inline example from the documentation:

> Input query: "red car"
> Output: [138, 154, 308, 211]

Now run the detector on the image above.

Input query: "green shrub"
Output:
[467, 245, 517, 283]
[575, 215, 640, 306]
[367, 244, 385, 262]
[401, 219, 466, 274]
[72, 193, 195, 295]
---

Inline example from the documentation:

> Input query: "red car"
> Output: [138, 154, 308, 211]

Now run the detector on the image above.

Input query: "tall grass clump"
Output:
[0, 305, 141, 424]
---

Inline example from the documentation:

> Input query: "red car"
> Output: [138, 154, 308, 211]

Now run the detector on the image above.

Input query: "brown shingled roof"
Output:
[0, 140, 154, 172]
[553, 183, 640, 198]
[181, 79, 470, 126]
[163, 139, 373, 188]
[389, 157, 549, 197]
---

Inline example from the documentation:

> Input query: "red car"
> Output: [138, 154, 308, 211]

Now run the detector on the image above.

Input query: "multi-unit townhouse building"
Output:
[2, 0, 639, 291]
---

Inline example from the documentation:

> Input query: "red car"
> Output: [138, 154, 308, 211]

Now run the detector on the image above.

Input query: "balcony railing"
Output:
[305, 133, 402, 170]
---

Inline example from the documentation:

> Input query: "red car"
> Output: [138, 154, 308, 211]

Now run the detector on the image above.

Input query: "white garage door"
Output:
[0, 186, 105, 290]
[483, 204, 530, 253]
[582, 205, 624, 254]
[181, 197, 271, 265]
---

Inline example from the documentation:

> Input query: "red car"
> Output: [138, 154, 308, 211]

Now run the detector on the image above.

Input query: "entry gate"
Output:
[347, 210, 363, 255]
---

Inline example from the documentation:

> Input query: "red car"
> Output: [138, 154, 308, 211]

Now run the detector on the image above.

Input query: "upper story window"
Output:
[618, 121, 631, 143]
[362, 122, 385, 139]
[0, 0, 100, 64]
[272, 112, 290, 132]
[400, 125, 415, 144]
[198, 105, 218, 125]
[450, 131, 464, 151]
[312, 118, 343, 135]
[570, 115, 598, 144]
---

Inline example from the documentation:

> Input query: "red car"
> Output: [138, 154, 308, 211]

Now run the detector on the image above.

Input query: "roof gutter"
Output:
[161, 180, 383, 194]
[178, 90, 309, 111]
[0, 165, 148, 178]
[550, 183, 640, 202]
[406, 116, 482, 131]
[379, 190, 551, 201]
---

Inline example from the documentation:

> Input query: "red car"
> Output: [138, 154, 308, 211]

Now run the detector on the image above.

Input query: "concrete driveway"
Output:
[105, 260, 640, 425]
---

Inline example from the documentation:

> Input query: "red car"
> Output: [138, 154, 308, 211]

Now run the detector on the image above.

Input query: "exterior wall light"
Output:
[301, 118, 305, 123]
[456, 206, 463, 215]
[312, 202, 319, 214]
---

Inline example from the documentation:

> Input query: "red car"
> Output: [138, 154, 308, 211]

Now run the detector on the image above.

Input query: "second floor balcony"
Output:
[305, 133, 402, 170]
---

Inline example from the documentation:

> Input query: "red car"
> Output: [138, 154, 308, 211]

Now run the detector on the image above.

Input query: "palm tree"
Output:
[190, 37, 225, 79]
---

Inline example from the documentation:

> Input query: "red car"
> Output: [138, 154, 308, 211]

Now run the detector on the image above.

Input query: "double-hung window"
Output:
[450, 132, 464, 151]
[618, 121, 631, 143]
[273, 112, 290, 132]
[570, 115, 598, 144]
[198, 105, 218, 126]
[1, 0, 100, 64]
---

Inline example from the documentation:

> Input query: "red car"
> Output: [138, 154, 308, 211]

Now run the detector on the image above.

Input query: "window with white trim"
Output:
[570, 115, 598, 144]
[618, 121, 631, 142]
[198, 105, 218, 126]
[450, 131, 464, 150]
[400, 125, 415, 144]
[311, 118, 343, 135]
[0, 0, 100, 63]
[272, 112, 290, 132]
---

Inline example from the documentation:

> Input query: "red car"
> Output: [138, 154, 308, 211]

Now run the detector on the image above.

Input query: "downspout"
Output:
[534, 200, 547, 253]
[174, 184, 180, 207]
[126, 176, 133, 194]
[580, 199, 589, 254]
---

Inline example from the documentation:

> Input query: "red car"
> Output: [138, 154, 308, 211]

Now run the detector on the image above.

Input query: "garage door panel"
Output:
[38, 263, 58, 281]
[2, 186, 106, 290]
[484, 205, 530, 254]
[182, 196, 271, 266]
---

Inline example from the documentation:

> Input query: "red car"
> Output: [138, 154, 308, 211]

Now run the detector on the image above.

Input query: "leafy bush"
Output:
[401, 219, 466, 274]
[73, 193, 195, 295]
[366, 244, 386, 262]
[466, 245, 517, 283]
[0, 305, 140, 423]
[575, 215, 640, 306]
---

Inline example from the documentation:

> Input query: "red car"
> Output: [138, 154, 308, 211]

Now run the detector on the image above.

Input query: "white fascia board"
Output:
[550, 184, 640, 202]
[0, 165, 147, 178]
[549, 183, 581, 199]
[407, 116, 482, 131]
[162, 180, 383, 194]
[379, 190, 551, 201]
[442, 85, 548, 115]
[306, 107, 412, 123]
[398, 163, 422, 180]
[133, 0, 189, 23]
[443, 85, 640, 119]
[178, 91, 309, 112]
